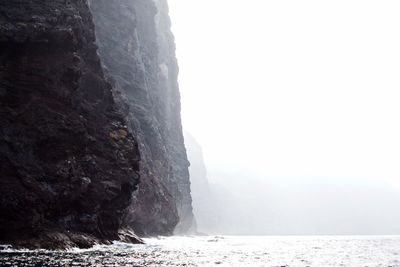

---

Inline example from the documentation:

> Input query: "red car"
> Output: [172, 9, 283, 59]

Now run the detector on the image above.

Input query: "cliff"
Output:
[184, 132, 218, 234]
[184, 132, 240, 234]
[0, 0, 193, 248]
[89, 0, 195, 235]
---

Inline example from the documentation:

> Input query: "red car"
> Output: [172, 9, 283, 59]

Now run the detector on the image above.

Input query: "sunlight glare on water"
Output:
[1, 235, 400, 266]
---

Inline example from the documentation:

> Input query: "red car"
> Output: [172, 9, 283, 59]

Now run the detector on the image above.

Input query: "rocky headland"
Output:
[0, 0, 193, 249]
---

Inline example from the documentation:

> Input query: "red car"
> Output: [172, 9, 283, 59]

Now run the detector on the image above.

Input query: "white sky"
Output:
[168, 0, 400, 185]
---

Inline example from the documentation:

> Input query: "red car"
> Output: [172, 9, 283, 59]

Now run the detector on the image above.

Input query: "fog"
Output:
[169, 0, 400, 235]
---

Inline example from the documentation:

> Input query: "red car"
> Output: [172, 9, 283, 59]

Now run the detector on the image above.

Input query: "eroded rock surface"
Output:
[0, 0, 140, 249]
[0, 0, 194, 248]
[89, 0, 195, 236]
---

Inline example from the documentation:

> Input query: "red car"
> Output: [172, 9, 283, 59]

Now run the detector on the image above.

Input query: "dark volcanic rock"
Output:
[0, 0, 141, 248]
[89, 0, 195, 235]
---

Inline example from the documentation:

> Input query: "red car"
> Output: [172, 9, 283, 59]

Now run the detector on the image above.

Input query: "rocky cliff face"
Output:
[89, 0, 195, 236]
[0, 0, 141, 248]
[0, 0, 194, 248]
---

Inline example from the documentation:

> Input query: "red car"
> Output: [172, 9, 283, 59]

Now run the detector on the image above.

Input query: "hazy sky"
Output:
[168, 0, 400, 186]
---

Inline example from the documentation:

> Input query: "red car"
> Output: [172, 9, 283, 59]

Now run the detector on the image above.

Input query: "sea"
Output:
[0, 235, 399, 266]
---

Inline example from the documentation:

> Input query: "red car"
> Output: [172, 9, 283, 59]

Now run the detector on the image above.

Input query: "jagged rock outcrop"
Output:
[0, 0, 141, 248]
[89, 0, 195, 235]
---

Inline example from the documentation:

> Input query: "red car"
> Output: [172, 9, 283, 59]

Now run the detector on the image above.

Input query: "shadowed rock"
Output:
[89, 0, 195, 236]
[0, 0, 140, 249]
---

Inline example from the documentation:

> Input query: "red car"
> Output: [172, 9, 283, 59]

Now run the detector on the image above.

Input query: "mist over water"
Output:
[206, 170, 400, 235]
[186, 131, 400, 235]
[170, 0, 400, 236]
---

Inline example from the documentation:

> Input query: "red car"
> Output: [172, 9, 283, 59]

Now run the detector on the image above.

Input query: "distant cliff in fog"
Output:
[185, 132, 242, 234]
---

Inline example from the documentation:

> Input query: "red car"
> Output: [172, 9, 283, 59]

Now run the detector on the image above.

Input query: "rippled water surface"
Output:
[1, 235, 399, 266]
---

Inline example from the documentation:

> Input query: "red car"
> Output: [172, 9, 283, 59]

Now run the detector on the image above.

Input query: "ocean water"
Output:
[0, 235, 399, 266]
